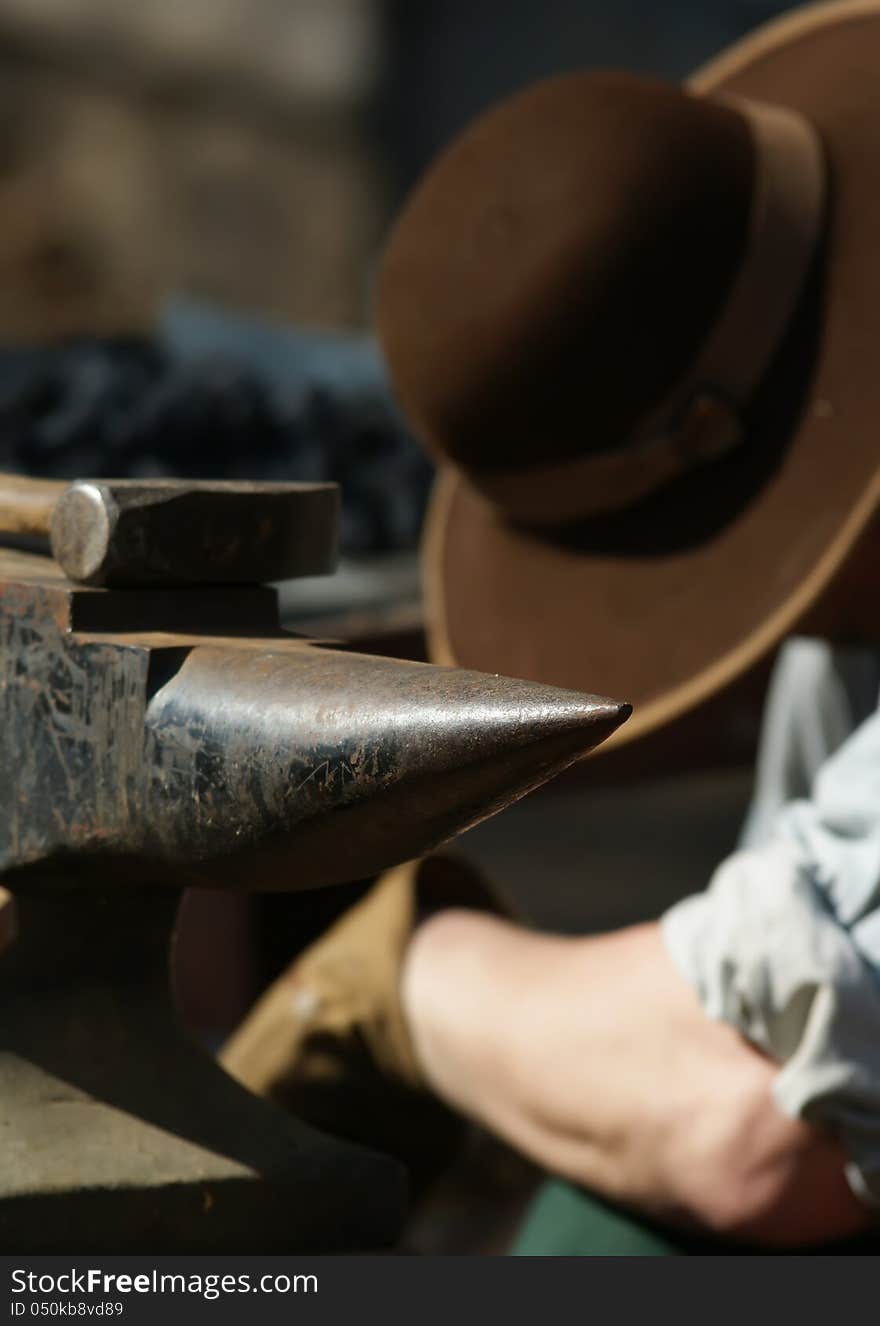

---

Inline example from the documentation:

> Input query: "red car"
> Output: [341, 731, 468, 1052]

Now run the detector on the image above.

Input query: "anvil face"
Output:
[0, 549, 628, 891]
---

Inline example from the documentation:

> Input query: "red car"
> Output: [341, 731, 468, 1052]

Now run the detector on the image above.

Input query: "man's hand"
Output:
[403, 915, 870, 1247]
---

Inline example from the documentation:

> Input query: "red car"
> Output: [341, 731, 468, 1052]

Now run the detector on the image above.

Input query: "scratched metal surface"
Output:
[1, 549, 627, 890]
[0, 577, 146, 871]
[0, 547, 628, 1252]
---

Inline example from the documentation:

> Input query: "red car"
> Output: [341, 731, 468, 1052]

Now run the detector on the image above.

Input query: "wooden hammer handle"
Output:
[0, 473, 66, 537]
[0, 886, 17, 954]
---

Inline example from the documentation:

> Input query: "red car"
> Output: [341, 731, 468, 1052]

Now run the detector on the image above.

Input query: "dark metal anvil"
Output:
[0, 544, 627, 1254]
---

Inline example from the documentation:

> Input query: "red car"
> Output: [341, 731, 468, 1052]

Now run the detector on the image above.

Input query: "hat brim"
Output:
[424, 0, 880, 747]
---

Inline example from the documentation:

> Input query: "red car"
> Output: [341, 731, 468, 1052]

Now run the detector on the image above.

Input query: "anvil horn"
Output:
[0, 545, 633, 1255]
[145, 645, 630, 889]
[0, 548, 629, 890]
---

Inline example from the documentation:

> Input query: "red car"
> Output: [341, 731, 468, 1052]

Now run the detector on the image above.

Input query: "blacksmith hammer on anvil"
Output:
[0, 472, 629, 1253]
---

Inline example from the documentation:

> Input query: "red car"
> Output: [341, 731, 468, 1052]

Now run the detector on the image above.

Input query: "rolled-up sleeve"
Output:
[662, 642, 880, 1205]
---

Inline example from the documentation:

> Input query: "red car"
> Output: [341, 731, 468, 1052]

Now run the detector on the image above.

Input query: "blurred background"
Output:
[0, 0, 800, 333]
[0, 0, 808, 1252]
[0, 0, 804, 645]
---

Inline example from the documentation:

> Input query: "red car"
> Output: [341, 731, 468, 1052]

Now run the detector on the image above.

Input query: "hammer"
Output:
[0, 472, 339, 586]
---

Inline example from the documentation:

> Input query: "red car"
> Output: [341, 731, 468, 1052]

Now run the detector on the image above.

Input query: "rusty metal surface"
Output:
[0, 476, 340, 586]
[0, 545, 628, 1252]
[1, 550, 628, 890]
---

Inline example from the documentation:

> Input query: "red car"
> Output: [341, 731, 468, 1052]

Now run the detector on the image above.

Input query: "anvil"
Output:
[0, 544, 628, 1253]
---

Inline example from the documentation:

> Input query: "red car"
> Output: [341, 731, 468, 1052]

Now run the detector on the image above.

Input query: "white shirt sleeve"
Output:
[662, 638, 880, 1204]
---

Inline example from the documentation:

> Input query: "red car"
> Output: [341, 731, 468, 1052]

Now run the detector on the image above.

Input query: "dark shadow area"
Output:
[529, 231, 829, 558]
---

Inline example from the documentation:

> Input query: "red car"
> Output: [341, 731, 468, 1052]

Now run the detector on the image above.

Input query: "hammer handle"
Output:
[0, 474, 64, 537]
[0, 887, 17, 954]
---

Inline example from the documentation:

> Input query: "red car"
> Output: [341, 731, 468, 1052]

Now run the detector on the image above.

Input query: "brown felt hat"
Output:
[377, 0, 880, 746]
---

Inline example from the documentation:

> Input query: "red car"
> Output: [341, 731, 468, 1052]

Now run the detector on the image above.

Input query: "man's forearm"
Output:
[401, 914, 868, 1246]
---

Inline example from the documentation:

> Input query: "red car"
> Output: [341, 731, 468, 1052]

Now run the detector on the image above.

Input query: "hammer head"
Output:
[50, 478, 339, 587]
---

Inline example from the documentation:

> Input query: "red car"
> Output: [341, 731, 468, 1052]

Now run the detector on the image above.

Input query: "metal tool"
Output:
[0, 473, 339, 586]
[0, 544, 629, 1252]
[1, 548, 625, 888]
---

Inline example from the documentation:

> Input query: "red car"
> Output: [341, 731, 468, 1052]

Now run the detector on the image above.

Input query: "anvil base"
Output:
[0, 885, 405, 1253]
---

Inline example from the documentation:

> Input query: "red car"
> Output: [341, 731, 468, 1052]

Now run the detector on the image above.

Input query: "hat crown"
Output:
[377, 72, 755, 477]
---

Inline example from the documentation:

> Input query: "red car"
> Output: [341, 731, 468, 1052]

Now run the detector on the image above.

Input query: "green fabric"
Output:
[511, 1179, 880, 1256]
[512, 1181, 682, 1256]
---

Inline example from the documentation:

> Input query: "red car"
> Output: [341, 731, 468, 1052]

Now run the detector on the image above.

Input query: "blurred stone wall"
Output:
[0, 0, 384, 340]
